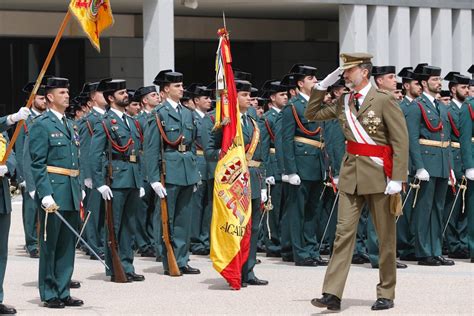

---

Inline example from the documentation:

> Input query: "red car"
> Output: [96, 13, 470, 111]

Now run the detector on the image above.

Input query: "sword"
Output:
[396, 178, 421, 223]
[319, 191, 339, 252]
[46, 207, 110, 270]
[442, 177, 467, 237]
[75, 210, 91, 248]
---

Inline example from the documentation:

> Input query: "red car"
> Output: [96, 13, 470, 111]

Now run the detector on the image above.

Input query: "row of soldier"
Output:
[0, 60, 473, 312]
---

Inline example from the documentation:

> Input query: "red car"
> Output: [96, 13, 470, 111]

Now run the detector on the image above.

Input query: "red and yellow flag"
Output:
[210, 28, 252, 290]
[69, 0, 114, 52]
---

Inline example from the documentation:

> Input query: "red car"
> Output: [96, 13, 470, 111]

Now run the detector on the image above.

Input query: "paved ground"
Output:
[3, 198, 474, 315]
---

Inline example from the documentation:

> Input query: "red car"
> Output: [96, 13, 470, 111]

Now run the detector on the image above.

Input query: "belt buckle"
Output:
[178, 143, 186, 152]
[71, 170, 79, 177]
[129, 154, 137, 163]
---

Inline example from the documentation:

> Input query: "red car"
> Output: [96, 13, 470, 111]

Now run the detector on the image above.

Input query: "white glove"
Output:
[415, 168, 430, 182]
[193, 185, 198, 192]
[41, 195, 56, 209]
[333, 177, 339, 186]
[384, 180, 402, 195]
[151, 182, 167, 198]
[0, 165, 8, 177]
[265, 176, 275, 185]
[81, 190, 86, 201]
[449, 170, 456, 186]
[9, 107, 30, 123]
[29, 191, 35, 199]
[288, 173, 301, 186]
[282, 174, 289, 183]
[261, 189, 268, 203]
[465, 168, 474, 181]
[84, 178, 93, 189]
[19, 181, 26, 188]
[97, 185, 113, 200]
[318, 68, 343, 90]
[139, 187, 145, 198]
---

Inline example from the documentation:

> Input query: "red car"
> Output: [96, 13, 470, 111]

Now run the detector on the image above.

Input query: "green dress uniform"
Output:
[281, 92, 326, 264]
[0, 131, 17, 305]
[133, 110, 156, 256]
[463, 98, 474, 261]
[259, 107, 285, 256]
[90, 108, 143, 277]
[206, 110, 267, 283]
[444, 100, 471, 256]
[145, 100, 200, 272]
[29, 110, 81, 302]
[77, 108, 106, 258]
[405, 93, 453, 261]
[16, 109, 41, 256]
[189, 109, 212, 254]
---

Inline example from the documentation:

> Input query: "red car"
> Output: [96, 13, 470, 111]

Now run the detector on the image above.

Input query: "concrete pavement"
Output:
[3, 198, 473, 315]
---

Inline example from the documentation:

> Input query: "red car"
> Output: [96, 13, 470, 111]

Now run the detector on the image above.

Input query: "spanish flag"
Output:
[69, 0, 114, 52]
[210, 28, 252, 290]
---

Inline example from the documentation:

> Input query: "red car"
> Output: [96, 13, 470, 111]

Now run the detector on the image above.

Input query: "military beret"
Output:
[372, 66, 396, 76]
[23, 81, 46, 96]
[45, 77, 69, 90]
[339, 52, 373, 70]
[235, 80, 252, 92]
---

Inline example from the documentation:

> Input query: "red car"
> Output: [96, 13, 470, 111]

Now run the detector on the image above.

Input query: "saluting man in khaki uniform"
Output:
[305, 53, 409, 311]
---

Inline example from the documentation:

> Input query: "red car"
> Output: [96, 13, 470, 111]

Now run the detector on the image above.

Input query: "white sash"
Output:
[344, 94, 383, 167]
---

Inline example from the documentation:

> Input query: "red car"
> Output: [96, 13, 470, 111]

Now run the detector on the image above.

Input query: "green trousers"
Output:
[104, 188, 139, 276]
[242, 198, 262, 283]
[412, 178, 448, 258]
[0, 213, 11, 303]
[161, 184, 194, 271]
[38, 210, 78, 302]
[279, 183, 292, 260]
[287, 180, 323, 262]
[21, 188, 38, 253]
[397, 177, 416, 258]
[190, 180, 212, 252]
[135, 182, 156, 252]
[84, 189, 105, 256]
[443, 180, 468, 254]
[467, 179, 474, 259]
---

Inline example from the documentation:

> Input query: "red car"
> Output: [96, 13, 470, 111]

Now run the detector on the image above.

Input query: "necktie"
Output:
[177, 104, 182, 115]
[242, 114, 248, 128]
[62, 116, 71, 137]
[122, 114, 130, 129]
[353, 92, 363, 111]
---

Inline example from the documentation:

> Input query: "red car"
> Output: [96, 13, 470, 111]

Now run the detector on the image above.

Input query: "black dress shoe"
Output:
[241, 282, 248, 288]
[351, 254, 367, 264]
[396, 261, 408, 269]
[156, 255, 163, 262]
[320, 248, 331, 256]
[43, 298, 65, 309]
[312, 256, 329, 266]
[295, 258, 318, 267]
[90, 253, 105, 261]
[434, 256, 455, 266]
[266, 251, 281, 258]
[371, 298, 394, 310]
[256, 259, 261, 264]
[247, 277, 268, 286]
[311, 293, 341, 311]
[126, 272, 145, 281]
[418, 257, 441, 266]
[282, 256, 294, 262]
[61, 296, 84, 307]
[448, 251, 469, 259]
[192, 248, 210, 256]
[399, 253, 418, 261]
[110, 275, 133, 282]
[0, 304, 17, 314]
[180, 265, 200, 274]
[29, 249, 39, 259]
[140, 249, 156, 257]
[69, 280, 81, 289]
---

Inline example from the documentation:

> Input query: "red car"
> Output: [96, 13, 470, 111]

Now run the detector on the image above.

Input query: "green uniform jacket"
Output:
[405, 94, 453, 178]
[29, 111, 81, 211]
[282, 93, 324, 180]
[399, 96, 412, 114]
[323, 118, 346, 177]
[447, 102, 473, 177]
[0, 132, 16, 214]
[90, 110, 143, 189]
[145, 100, 200, 186]
[193, 111, 208, 181]
[135, 111, 148, 182]
[259, 107, 283, 180]
[463, 99, 474, 168]
[15, 109, 38, 183]
[206, 112, 266, 200]
[78, 108, 105, 184]
[202, 110, 217, 179]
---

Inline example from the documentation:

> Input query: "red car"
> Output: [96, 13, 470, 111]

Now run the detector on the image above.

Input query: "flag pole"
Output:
[1, 10, 72, 164]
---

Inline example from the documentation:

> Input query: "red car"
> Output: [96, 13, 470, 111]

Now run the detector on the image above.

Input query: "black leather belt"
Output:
[110, 153, 139, 163]
[165, 144, 192, 153]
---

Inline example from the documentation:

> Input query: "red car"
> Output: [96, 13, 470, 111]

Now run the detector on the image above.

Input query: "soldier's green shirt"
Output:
[144, 100, 200, 186]
[29, 110, 81, 211]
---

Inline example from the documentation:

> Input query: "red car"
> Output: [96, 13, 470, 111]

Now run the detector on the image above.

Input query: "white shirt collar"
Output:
[195, 109, 205, 118]
[271, 106, 281, 114]
[110, 107, 126, 119]
[50, 109, 64, 121]
[357, 82, 372, 97]
[93, 106, 106, 115]
[167, 98, 179, 110]
[405, 96, 413, 102]
[31, 108, 41, 116]
[423, 91, 436, 105]
[452, 98, 463, 109]
[299, 92, 310, 101]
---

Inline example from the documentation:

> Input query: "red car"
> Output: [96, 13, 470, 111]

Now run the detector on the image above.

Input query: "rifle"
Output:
[159, 122, 181, 276]
[105, 140, 127, 282]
